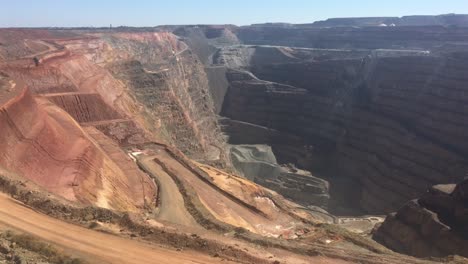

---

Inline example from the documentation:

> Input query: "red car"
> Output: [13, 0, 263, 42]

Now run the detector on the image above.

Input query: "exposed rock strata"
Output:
[235, 25, 468, 50]
[229, 145, 330, 208]
[0, 31, 226, 211]
[374, 179, 468, 258]
[218, 46, 468, 214]
[310, 14, 468, 27]
[0, 84, 155, 211]
[46, 93, 122, 123]
[103, 33, 225, 160]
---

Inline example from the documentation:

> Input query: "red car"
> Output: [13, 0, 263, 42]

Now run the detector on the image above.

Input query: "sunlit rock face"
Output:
[0, 84, 155, 211]
[78, 32, 225, 161]
[0, 30, 227, 210]
[174, 24, 468, 215]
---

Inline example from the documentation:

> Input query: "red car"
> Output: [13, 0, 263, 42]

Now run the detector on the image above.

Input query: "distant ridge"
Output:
[250, 14, 468, 28]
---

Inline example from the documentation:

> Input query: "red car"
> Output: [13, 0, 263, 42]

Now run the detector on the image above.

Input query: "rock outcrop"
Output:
[229, 145, 329, 208]
[374, 179, 468, 258]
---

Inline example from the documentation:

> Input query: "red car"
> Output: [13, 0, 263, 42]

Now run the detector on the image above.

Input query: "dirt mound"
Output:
[0, 82, 155, 211]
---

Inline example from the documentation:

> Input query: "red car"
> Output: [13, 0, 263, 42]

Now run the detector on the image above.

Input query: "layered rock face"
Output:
[0, 30, 224, 210]
[46, 93, 122, 123]
[0, 83, 155, 211]
[103, 33, 225, 161]
[229, 145, 329, 208]
[309, 14, 468, 27]
[374, 179, 468, 258]
[217, 44, 468, 214]
[235, 25, 468, 50]
[3, 31, 226, 161]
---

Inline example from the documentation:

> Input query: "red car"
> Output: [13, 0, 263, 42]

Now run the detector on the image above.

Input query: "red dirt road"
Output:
[151, 147, 303, 237]
[0, 193, 234, 264]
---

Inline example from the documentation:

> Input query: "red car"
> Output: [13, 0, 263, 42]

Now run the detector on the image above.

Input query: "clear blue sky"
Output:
[1, 0, 467, 27]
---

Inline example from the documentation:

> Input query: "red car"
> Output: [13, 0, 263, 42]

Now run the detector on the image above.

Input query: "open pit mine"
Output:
[1, 14, 468, 264]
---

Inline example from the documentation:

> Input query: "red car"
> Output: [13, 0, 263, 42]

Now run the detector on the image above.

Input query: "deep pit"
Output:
[176, 24, 468, 219]
[1, 17, 468, 262]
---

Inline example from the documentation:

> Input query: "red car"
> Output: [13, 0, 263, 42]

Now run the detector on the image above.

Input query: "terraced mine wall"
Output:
[0, 31, 230, 213]
[0, 86, 155, 211]
[47, 93, 122, 123]
[5, 66, 78, 94]
[220, 50, 468, 214]
[3, 31, 227, 163]
[105, 33, 225, 161]
[235, 25, 468, 50]
[228, 144, 330, 209]
[299, 14, 468, 28]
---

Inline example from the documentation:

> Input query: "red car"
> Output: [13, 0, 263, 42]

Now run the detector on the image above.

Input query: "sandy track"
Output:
[0, 193, 232, 264]
[22, 39, 58, 59]
[138, 155, 199, 227]
[149, 147, 302, 237]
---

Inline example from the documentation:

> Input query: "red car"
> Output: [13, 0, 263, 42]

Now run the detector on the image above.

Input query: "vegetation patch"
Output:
[1, 231, 87, 264]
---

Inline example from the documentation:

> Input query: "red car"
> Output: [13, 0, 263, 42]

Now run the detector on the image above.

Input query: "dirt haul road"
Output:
[138, 155, 199, 227]
[148, 146, 302, 237]
[0, 193, 234, 264]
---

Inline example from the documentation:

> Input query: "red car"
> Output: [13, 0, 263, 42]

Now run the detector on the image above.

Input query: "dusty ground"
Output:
[0, 193, 235, 264]
[0, 190, 361, 264]
[138, 145, 307, 238]
[138, 155, 199, 227]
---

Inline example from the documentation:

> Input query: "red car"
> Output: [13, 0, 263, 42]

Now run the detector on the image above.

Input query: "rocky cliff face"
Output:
[5, 31, 226, 162]
[229, 144, 330, 209]
[2, 23, 468, 262]
[374, 179, 468, 258]
[102, 32, 225, 161]
[0, 30, 226, 210]
[235, 25, 468, 50]
[217, 45, 468, 214]
[0, 81, 155, 211]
